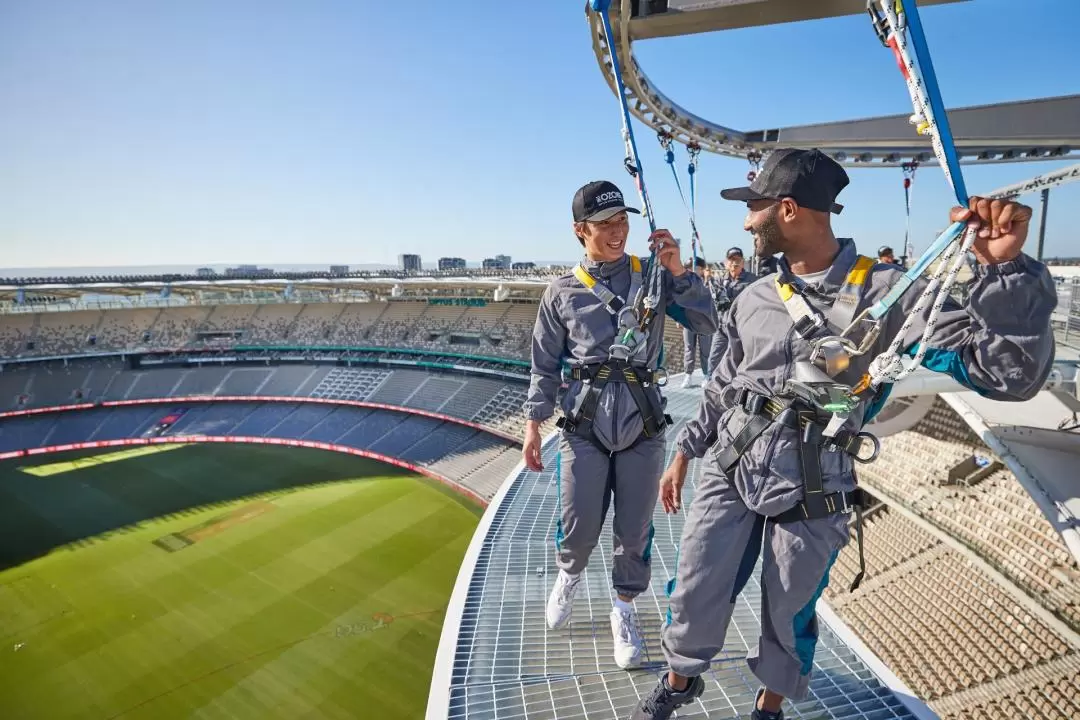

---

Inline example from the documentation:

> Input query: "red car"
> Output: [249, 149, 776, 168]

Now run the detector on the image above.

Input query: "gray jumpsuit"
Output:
[663, 239, 1056, 699]
[706, 268, 758, 375]
[524, 253, 717, 597]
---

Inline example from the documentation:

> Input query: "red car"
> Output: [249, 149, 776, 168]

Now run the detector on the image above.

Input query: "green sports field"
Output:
[0, 443, 482, 720]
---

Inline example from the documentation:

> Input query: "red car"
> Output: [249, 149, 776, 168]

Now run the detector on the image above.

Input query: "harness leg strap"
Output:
[797, 411, 831, 520]
[849, 504, 866, 592]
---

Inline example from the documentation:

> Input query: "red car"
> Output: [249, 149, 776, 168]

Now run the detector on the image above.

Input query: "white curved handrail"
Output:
[425, 429, 559, 720]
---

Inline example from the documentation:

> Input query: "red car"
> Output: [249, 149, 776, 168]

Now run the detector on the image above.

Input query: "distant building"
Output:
[329, 265, 349, 275]
[511, 262, 535, 270]
[399, 254, 422, 272]
[196, 267, 216, 278]
[494, 254, 511, 269]
[225, 265, 272, 277]
[481, 258, 501, 269]
[438, 257, 467, 271]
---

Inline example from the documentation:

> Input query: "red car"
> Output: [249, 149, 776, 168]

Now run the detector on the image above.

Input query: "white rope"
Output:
[867, 224, 977, 384]
[864, 0, 975, 391]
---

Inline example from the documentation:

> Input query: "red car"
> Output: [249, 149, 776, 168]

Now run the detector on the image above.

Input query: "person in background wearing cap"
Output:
[522, 180, 717, 670]
[630, 148, 1056, 720]
[705, 246, 758, 377]
[680, 256, 712, 387]
[877, 245, 903, 267]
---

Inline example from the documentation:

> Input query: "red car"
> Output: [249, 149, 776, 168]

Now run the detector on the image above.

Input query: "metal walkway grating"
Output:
[437, 388, 925, 719]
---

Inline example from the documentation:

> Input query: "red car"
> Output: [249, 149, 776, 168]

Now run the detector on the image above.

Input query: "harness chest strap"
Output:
[774, 254, 876, 342]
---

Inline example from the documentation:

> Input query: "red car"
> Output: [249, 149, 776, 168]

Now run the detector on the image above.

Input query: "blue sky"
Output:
[1, 0, 1077, 270]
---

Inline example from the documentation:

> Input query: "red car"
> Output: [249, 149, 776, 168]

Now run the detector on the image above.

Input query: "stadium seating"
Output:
[0, 401, 520, 502]
[0, 361, 538, 437]
[826, 503, 1080, 716]
[0, 300, 715, 383]
[855, 398, 1080, 634]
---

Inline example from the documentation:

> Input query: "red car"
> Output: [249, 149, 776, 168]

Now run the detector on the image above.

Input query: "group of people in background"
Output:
[680, 246, 759, 386]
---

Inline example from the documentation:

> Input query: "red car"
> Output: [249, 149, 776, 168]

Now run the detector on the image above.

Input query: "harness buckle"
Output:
[793, 314, 823, 338]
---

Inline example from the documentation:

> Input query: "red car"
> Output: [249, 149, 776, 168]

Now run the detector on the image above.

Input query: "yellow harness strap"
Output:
[775, 255, 876, 339]
[572, 255, 643, 315]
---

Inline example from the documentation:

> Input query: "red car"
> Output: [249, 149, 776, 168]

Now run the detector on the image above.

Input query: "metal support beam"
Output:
[588, 3, 1080, 167]
[627, 0, 969, 40]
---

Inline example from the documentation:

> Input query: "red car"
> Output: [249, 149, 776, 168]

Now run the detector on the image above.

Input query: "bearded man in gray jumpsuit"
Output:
[522, 180, 717, 670]
[631, 149, 1057, 720]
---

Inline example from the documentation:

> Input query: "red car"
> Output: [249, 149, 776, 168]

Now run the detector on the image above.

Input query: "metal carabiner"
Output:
[852, 432, 881, 464]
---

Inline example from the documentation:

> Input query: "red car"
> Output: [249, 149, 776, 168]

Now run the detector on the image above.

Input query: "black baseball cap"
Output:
[725, 247, 744, 259]
[572, 180, 641, 223]
[878, 246, 894, 256]
[720, 148, 848, 215]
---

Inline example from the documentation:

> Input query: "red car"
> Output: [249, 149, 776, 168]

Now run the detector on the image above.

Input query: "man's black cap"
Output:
[878, 246, 894, 256]
[572, 180, 641, 223]
[720, 148, 848, 215]
[725, 246, 744, 259]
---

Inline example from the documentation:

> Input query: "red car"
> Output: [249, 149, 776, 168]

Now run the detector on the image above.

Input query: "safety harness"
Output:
[556, 255, 673, 453]
[709, 251, 884, 591]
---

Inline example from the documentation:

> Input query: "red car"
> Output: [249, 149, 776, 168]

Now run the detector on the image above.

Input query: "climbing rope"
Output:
[746, 150, 764, 184]
[832, 0, 982, 395]
[902, 161, 918, 262]
[659, 133, 706, 267]
[689, 142, 703, 266]
[590, 0, 664, 334]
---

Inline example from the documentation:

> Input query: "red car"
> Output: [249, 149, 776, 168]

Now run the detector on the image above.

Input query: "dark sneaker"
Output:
[629, 674, 705, 720]
[750, 688, 784, 720]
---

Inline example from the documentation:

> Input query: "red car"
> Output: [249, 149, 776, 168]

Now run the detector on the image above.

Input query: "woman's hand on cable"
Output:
[659, 453, 690, 514]
[649, 230, 686, 276]
[951, 196, 1032, 265]
[523, 420, 544, 472]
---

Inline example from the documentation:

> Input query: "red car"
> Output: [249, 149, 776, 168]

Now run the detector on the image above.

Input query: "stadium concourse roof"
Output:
[426, 384, 937, 720]
[0, 270, 560, 303]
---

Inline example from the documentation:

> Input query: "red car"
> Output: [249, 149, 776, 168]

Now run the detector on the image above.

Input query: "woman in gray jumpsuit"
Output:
[522, 180, 717, 670]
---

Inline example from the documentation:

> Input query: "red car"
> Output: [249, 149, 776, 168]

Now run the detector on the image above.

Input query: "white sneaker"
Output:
[610, 606, 644, 669]
[681, 375, 692, 388]
[546, 570, 580, 629]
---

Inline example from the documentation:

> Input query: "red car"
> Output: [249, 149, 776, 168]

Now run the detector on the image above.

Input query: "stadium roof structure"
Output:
[588, 0, 1080, 167]
[0, 271, 560, 304]
[426, 387, 939, 720]
[942, 383, 1080, 565]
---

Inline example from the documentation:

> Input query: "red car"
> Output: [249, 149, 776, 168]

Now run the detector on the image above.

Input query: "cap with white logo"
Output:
[572, 180, 641, 223]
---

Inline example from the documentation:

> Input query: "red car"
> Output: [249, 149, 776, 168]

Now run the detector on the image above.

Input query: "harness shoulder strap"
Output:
[774, 275, 824, 339]
[626, 255, 643, 311]
[827, 255, 875, 334]
[573, 263, 623, 314]
[773, 254, 876, 339]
